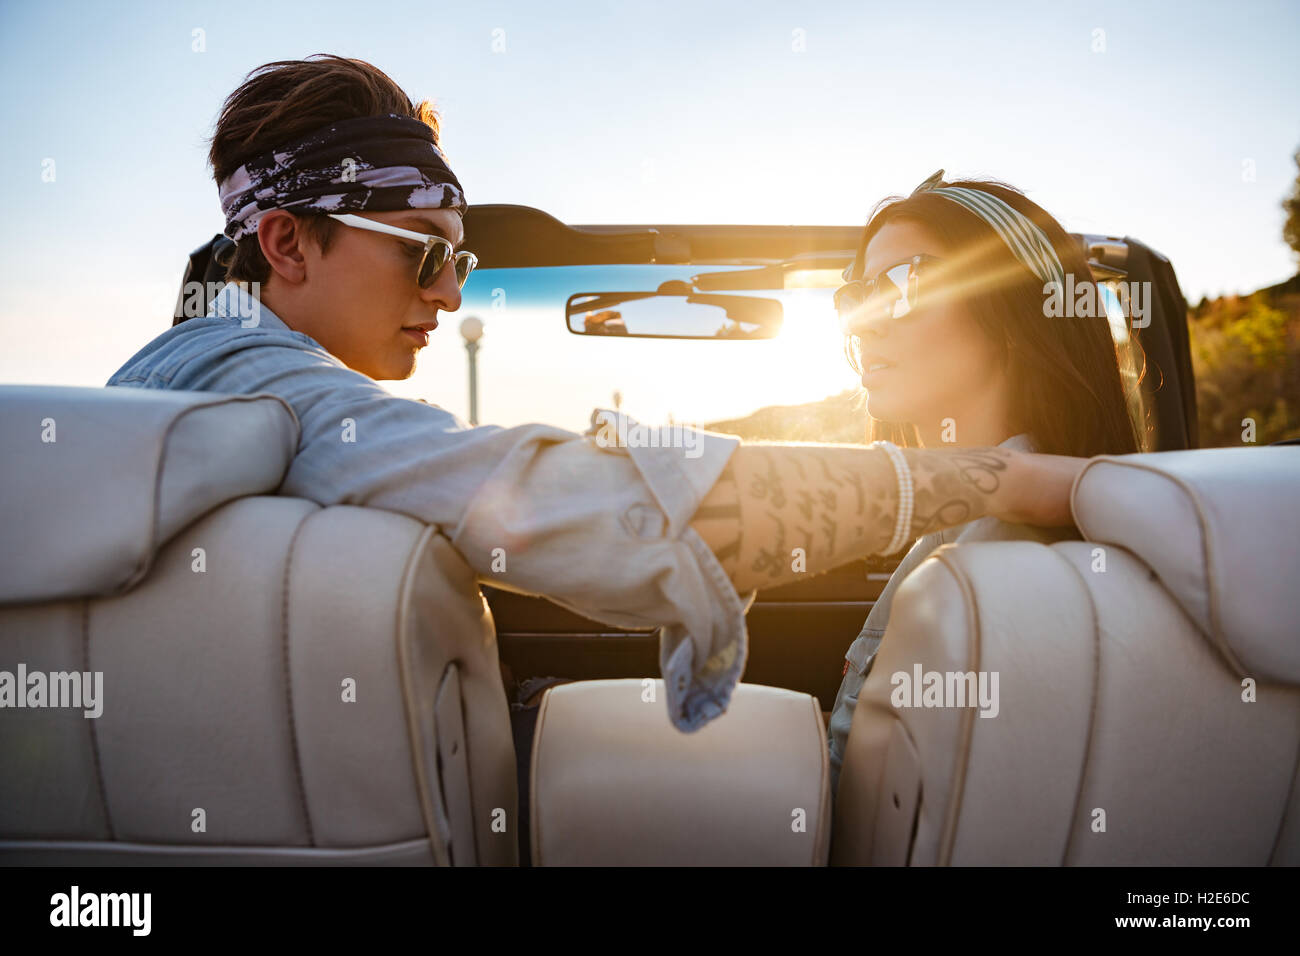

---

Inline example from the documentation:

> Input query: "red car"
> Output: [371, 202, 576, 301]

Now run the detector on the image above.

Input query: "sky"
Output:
[1, 0, 1297, 429]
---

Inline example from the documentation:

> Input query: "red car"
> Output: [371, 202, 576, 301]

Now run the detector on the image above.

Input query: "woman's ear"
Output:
[256, 211, 308, 285]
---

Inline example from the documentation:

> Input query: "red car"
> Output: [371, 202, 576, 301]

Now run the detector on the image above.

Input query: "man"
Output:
[109, 55, 1082, 736]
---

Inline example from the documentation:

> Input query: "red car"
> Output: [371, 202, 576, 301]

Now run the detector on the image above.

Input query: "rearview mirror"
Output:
[565, 291, 783, 340]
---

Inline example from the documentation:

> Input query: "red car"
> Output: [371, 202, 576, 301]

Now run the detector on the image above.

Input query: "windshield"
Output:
[384, 263, 859, 435]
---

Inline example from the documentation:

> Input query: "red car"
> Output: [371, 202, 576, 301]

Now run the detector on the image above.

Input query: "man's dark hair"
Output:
[208, 55, 442, 282]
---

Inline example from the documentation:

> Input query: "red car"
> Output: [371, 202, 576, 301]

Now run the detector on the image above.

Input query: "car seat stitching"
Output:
[906, 759, 924, 867]
[82, 598, 115, 841]
[1051, 546, 1103, 866]
[847, 695, 926, 863]
[281, 511, 316, 846]
[930, 549, 980, 866]
[529, 686, 552, 866]
[1265, 712, 1300, 864]
[393, 524, 455, 866]
[451, 661, 481, 867]
[1073, 456, 1246, 676]
[128, 394, 301, 594]
[810, 694, 830, 865]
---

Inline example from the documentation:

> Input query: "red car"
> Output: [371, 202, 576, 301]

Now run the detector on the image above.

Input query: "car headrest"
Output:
[1071, 447, 1300, 684]
[0, 386, 299, 605]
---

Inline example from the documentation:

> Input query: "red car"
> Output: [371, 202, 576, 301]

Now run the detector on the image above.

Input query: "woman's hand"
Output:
[990, 451, 1087, 527]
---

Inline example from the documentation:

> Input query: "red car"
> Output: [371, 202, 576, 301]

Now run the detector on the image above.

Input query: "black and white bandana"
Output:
[217, 114, 467, 241]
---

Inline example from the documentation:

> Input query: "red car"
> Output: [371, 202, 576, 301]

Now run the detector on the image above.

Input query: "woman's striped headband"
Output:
[905, 169, 1066, 293]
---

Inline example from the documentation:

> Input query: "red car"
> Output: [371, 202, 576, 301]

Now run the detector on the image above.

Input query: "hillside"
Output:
[705, 388, 869, 443]
[1190, 274, 1300, 446]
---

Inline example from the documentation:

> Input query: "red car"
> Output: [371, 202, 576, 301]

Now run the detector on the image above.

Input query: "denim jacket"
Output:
[826, 432, 1076, 795]
[107, 283, 755, 732]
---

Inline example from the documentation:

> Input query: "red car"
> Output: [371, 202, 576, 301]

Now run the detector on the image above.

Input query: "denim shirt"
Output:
[107, 283, 756, 733]
[826, 433, 1076, 796]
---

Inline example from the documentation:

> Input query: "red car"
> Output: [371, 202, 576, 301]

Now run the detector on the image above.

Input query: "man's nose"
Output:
[419, 261, 462, 312]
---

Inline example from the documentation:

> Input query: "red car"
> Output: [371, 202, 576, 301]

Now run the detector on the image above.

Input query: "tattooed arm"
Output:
[690, 443, 1082, 593]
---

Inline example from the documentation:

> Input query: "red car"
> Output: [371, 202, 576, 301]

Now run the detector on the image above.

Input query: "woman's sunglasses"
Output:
[833, 253, 944, 335]
[328, 213, 479, 289]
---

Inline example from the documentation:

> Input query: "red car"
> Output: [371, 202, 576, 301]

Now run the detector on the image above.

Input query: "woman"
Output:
[826, 169, 1147, 795]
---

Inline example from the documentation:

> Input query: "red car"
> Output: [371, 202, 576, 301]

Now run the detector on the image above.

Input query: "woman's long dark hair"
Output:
[846, 178, 1148, 457]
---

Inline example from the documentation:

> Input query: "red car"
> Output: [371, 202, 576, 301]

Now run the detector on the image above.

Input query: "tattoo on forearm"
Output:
[729, 444, 895, 590]
[818, 455, 844, 487]
[692, 460, 742, 578]
[905, 448, 1010, 537]
[696, 443, 1015, 594]
[819, 511, 837, 554]
[749, 453, 787, 508]
[750, 510, 788, 579]
[954, 449, 1008, 494]
[844, 468, 866, 515]
[795, 489, 813, 521]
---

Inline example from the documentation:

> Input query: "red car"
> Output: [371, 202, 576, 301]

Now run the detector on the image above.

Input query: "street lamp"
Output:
[460, 316, 484, 425]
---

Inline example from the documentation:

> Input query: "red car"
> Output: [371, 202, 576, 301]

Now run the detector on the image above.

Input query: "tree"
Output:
[1285, 148, 1300, 262]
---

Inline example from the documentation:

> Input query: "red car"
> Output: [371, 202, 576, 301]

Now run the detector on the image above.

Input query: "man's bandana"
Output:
[217, 114, 467, 241]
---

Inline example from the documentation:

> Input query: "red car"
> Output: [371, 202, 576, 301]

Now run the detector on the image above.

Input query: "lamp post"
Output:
[460, 316, 484, 425]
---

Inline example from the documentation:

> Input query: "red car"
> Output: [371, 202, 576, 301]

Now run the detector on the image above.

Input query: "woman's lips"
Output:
[861, 361, 895, 387]
[402, 328, 430, 348]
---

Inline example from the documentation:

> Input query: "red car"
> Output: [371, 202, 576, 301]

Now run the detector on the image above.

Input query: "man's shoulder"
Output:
[107, 317, 337, 388]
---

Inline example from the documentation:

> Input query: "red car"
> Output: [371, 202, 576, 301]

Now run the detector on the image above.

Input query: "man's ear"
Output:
[257, 210, 308, 284]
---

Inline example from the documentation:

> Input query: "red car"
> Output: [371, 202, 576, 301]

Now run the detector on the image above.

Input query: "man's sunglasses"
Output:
[833, 253, 944, 334]
[328, 213, 479, 289]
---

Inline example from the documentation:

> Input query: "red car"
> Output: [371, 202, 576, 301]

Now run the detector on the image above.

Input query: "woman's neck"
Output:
[913, 384, 1017, 449]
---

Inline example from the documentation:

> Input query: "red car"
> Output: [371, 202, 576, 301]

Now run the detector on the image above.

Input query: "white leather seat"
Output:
[530, 678, 831, 866]
[0, 386, 517, 866]
[833, 447, 1300, 865]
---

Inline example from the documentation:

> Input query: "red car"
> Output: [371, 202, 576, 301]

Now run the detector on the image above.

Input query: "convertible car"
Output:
[1, 205, 1296, 866]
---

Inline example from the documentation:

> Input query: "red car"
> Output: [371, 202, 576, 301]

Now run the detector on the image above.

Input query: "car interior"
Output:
[1, 205, 1296, 867]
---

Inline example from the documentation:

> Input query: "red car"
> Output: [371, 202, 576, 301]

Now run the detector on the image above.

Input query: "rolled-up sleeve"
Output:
[447, 408, 755, 732]
[121, 323, 754, 732]
[313, 396, 754, 732]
